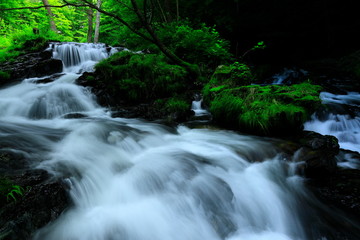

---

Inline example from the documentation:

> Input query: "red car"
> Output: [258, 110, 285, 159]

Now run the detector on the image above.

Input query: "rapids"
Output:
[0, 43, 359, 240]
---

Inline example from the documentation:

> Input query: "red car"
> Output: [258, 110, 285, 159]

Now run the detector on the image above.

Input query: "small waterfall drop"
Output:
[271, 68, 308, 85]
[51, 42, 117, 73]
[0, 43, 116, 120]
[191, 95, 209, 117]
[304, 91, 360, 154]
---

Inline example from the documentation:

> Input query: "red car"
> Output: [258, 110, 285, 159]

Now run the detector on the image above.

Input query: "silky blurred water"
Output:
[0, 43, 359, 240]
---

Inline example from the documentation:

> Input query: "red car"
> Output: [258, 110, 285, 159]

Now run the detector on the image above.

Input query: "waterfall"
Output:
[271, 68, 308, 85]
[51, 42, 117, 73]
[0, 43, 359, 240]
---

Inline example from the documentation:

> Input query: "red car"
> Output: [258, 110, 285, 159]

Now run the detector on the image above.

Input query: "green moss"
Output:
[95, 51, 189, 102]
[208, 82, 322, 135]
[203, 62, 254, 103]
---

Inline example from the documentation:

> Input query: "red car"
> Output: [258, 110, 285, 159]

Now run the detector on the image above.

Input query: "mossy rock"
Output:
[153, 96, 193, 122]
[204, 62, 254, 103]
[208, 82, 322, 136]
[211, 62, 253, 86]
[94, 51, 189, 102]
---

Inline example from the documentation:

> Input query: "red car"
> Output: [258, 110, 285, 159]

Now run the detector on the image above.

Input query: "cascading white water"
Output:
[0, 43, 359, 240]
[191, 99, 209, 116]
[51, 42, 117, 73]
[304, 91, 360, 153]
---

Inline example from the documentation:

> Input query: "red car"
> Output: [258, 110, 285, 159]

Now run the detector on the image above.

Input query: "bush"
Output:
[208, 82, 322, 136]
[95, 51, 189, 102]
[0, 27, 64, 62]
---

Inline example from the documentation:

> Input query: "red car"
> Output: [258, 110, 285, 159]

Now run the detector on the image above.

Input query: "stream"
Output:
[0, 43, 359, 240]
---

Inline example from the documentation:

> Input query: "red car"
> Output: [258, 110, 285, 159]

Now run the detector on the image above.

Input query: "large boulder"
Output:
[0, 51, 63, 87]
[0, 170, 69, 240]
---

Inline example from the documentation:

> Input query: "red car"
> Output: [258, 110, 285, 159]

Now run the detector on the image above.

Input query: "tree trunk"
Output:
[94, 0, 101, 43]
[87, 8, 93, 43]
[176, 0, 179, 22]
[42, 0, 57, 32]
[129, 0, 199, 76]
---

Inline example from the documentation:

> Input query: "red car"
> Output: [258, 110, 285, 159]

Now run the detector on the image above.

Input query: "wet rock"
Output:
[39, 49, 53, 60]
[0, 151, 28, 174]
[24, 58, 63, 79]
[0, 170, 69, 240]
[31, 73, 65, 84]
[290, 131, 339, 178]
[62, 113, 87, 119]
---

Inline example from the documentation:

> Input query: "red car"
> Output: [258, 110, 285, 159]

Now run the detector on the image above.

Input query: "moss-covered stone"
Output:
[203, 62, 254, 103]
[153, 96, 193, 122]
[94, 51, 189, 102]
[206, 82, 322, 136]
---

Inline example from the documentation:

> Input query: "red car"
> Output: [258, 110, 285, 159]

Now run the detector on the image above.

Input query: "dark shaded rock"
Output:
[0, 151, 28, 175]
[39, 49, 53, 60]
[307, 167, 360, 223]
[62, 113, 87, 119]
[0, 170, 69, 240]
[289, 131, 339, 178]
[27, 59, 63, 79]
[31, 73, 65, 84]
[0, 52, 63, 86]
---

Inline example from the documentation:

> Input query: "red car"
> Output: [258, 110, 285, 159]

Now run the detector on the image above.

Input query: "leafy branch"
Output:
[241, 41, 266, 60]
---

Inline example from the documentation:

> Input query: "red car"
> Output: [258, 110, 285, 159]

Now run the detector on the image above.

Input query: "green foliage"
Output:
[0, 31, 58, 62]
[0, 0, 92, 47]
[109, 20, 232, 76]
[241, 41, 267, 59]
[252, 41, 266, 50]
[0, 177, 24, 204]
[208, 82, 322, 135]
[95, 51, 188, 102]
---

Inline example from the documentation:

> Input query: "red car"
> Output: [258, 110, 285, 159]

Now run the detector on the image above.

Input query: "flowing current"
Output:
[0, 43, 359, 240]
